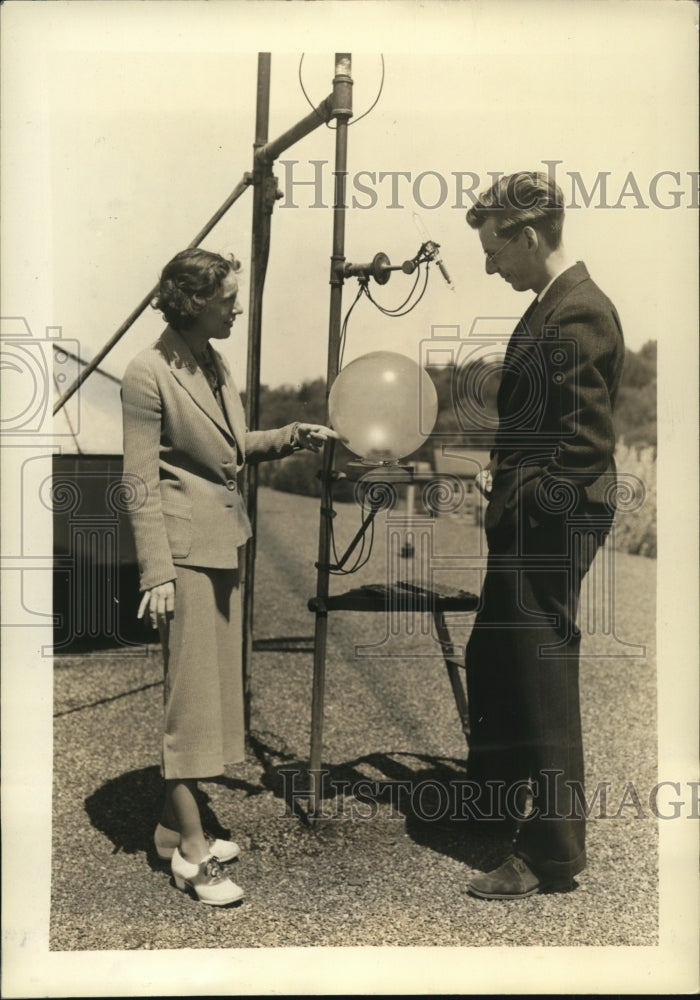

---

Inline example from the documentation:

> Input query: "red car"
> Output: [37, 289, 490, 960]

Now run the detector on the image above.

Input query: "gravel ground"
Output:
[51, 487, 659, 957]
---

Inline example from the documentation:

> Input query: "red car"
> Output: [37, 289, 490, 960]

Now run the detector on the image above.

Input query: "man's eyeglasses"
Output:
[485, 229, 522, 265]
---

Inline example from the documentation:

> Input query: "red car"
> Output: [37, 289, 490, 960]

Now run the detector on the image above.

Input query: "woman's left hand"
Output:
[294, 424, 343, 453]
[137, 580, 176, 631]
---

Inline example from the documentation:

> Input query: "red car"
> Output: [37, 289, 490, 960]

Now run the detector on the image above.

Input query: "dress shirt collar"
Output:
[537, 262, 577, 302]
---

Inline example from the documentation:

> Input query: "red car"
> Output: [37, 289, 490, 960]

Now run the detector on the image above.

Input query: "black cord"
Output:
[364, 263, 430, 317]
[328, 490, 376, 576]
[351, 55, 385, 126]
[365, 266, 421, 315]
[298, 54, 385, 130]
[338, 283, 366, 371]
[339, 260, 432, 356]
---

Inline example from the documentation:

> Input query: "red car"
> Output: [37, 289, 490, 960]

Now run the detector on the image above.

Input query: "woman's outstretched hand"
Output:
[294, 424, 344, 453]
[137, 580, 176, 630]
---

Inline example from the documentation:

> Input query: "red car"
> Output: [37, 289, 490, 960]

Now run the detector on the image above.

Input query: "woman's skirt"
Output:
[159, 565, 244, 779]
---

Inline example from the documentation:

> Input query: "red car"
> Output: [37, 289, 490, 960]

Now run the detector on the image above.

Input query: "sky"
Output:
[2, 1, 698, 442]
[1, 3, 699, 996]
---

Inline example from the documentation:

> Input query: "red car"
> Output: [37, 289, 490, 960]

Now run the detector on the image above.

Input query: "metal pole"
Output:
[308, 53, 353, 817]
[242, 53, 273, 730]
[241, 60, 340, 729]
[52, 175, 253, 416]
[53, 88, 336, 418]
[255, 97, 333, 166]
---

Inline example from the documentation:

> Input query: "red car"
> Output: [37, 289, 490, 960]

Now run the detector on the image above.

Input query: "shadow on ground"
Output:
[84, 766, 263, 871]
[247, 731, 517, 870]
[84, 733, 516, 877]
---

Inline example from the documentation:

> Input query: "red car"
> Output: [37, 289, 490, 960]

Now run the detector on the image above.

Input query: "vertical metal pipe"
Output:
[242, 53, 272, 729]
[309, 53, 353, 816]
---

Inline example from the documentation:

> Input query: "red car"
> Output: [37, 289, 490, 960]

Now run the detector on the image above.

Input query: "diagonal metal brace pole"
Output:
[52, 173, 253, 415]
[255, 97, 334, 166]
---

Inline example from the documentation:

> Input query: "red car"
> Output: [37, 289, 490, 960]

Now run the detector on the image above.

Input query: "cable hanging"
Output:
[326, 249, 435, 573]
[337, 282, 365, 372]
[362, 264, 430, 318]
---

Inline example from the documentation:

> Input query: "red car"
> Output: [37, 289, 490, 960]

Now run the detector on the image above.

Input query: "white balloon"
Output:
[329, 351, 438, 463]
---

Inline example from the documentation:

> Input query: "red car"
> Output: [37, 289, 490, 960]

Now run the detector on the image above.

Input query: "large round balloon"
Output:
[329, 351, 438, 463]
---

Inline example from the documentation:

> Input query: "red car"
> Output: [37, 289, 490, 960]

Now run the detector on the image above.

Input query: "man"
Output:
[463, 172, 625, 899]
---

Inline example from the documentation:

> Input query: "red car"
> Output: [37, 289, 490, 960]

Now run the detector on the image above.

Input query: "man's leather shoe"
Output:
[468, 855, 575, 900]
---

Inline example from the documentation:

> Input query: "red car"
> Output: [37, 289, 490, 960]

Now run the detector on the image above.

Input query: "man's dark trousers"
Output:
[465, 503, 613, 882]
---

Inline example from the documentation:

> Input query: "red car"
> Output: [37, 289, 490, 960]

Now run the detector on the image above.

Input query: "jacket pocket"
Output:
[162, 500, 192, 559]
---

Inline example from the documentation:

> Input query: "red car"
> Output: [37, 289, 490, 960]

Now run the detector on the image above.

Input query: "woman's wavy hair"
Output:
[466, 172, 565, 249]
[151, 248, 241, 330]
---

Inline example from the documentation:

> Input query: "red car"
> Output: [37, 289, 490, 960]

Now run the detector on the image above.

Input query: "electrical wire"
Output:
[363, 263, 430, 317]
[350, 55, 385, 127]
[326, 257, 431, 575]
[338, 282, 365, 371]
[327, 488, 377, 576]
[338, 260, 431, 376]
[364, 266, 421, 315]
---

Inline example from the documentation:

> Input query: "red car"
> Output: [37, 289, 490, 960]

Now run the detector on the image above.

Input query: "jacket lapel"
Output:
[160, 327, 234, 440]
[496, 297, 539, 411]
[525, 261, 590, 338]
[497, 262, 591, 411]
[210, 350, 248, 459]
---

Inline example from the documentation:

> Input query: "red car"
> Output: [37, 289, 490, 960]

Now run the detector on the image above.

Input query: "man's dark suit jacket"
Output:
[485, 261, 625, 539]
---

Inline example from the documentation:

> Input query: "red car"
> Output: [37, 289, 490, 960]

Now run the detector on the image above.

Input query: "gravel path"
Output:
[51, 487, 659, 958]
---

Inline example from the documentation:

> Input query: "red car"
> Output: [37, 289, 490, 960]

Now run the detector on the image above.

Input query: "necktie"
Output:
[196, 347, 224, 412]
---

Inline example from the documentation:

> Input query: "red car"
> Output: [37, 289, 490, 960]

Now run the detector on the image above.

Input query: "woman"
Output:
[122, 247, 337, 905]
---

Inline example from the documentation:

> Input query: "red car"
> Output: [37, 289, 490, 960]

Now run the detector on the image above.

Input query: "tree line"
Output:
[252, 340, 657, 497]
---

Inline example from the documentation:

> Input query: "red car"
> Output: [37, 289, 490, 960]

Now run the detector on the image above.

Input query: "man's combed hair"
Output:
[466, 172, 565, 249]
[152, 248, 241, 330]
